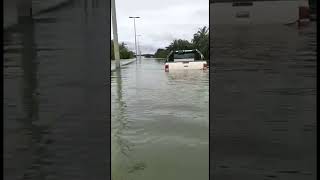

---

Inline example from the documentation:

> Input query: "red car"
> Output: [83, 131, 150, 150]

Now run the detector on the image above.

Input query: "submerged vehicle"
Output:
[164, 49, 208, 72]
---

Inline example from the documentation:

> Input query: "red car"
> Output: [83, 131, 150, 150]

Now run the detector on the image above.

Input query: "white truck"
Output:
[164, 49, 208, 72]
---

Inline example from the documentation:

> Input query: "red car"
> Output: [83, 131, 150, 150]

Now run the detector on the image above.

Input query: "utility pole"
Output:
[111, 0, 120, 68]
[129, 16, 140, 63]
[137, 35, 141, 60]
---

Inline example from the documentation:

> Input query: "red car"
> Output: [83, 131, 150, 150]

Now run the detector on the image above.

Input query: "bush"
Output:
[111, 41, 135, 60]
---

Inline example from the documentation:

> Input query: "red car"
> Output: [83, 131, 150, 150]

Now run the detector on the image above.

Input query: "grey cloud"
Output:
[113, 0, 208, 54]
[148, 33, 175, 42]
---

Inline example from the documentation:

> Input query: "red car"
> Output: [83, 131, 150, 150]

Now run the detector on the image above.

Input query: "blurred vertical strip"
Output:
[3, 0, 19, 28]
[17, 0, 32, 18]
[4, 0, 111, 179]
[299, 6, 310, 19]
[308, 0, 317, 20]
[3, 0, 75, 29]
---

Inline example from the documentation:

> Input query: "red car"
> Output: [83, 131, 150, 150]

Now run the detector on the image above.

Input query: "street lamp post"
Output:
[129, 16, 140, 62]
[111, 0, 120, 68]
[137, 35, 141, 60]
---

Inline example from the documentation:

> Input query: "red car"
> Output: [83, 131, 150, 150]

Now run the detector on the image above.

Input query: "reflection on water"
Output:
[211, 22, 316, 180]
[19, 16, 53, 180]
[111, 69, 135, 180]
[4, 15, 51, 179]
[112, 58, 209, 180]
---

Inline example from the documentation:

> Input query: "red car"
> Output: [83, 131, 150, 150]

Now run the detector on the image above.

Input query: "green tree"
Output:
[166, 39, 193, 51]
[192, 26, 209, 60]
[111, 40, 114, 60]
[153, 26, 209, 60]
[119, 42, 134, 59]
[154, 48, 169, 58]
[111, 40, 135, 60]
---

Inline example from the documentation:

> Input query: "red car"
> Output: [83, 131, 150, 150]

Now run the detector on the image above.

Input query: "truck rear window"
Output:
[167, 50, 204, 62]
[174, 52, 195, 60]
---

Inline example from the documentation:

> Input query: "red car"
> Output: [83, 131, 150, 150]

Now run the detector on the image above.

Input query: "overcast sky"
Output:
[112, 0, 209, 54]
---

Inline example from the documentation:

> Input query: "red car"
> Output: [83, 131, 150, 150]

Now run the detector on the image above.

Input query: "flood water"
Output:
[111, 59, 209, 180]
[210, 21, 317, 180]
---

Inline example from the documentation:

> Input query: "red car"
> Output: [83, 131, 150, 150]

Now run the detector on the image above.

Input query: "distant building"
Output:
[210, 0, 310, 25]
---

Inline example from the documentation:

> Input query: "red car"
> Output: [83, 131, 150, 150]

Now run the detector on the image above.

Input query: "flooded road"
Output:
[111, 58, 209, 180]
[210, 20, 317, 180]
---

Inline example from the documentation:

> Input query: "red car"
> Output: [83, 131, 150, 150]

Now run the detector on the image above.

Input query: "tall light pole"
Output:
[129, 16, 140, 62]
[111, 0, 120, 68]
[137, 35, 142, 60]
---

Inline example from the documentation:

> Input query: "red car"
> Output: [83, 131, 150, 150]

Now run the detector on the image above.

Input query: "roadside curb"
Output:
[111, 59, 136, 72]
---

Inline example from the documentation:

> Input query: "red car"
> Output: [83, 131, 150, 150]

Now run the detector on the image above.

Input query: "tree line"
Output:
[111, 40, 135, 60]
[154, 26, 209, 60]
